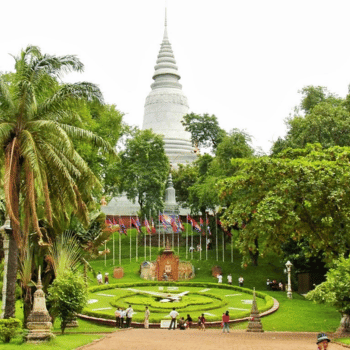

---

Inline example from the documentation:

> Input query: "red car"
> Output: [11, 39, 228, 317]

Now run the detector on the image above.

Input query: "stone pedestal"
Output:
[156, 239, 179, 281]
[247, 289, 264, 333]
[26, 267, 54, 342]
[113, 267, 124, 279]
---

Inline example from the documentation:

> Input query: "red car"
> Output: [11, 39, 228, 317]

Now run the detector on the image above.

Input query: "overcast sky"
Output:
[2, 0, 350, 153]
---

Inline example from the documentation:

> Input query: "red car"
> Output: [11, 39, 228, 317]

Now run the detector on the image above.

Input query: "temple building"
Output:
[142, 10, 197, 167]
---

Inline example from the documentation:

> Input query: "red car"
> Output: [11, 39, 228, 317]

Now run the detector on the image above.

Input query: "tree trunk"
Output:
[22, 287, 33, 328]
[4, 233, 18, 318]
[249, 238, 259, 266]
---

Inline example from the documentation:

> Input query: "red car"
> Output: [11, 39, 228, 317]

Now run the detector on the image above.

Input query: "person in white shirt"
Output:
[227, 274, 232, 285]
[238, 276, 244, 287]
[126, 305, 133, 328]
[217, 274, 223, 283]
[168, 308, 179, 330]
[96, 271, 102, 285]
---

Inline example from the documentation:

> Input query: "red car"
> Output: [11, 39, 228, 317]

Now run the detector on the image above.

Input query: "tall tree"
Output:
[219, 144, 350, 266]
[181, 113, 226, 151]
[0, 46, 115, 318]
[272, 85, 348, 155]
[119, 129, 169, 217]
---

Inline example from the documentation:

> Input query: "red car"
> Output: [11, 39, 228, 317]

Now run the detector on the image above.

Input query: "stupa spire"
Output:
[151, 8, 181, 90]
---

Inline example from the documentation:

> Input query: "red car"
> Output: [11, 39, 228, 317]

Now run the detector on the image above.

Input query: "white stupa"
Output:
[142, 10, 197, 167]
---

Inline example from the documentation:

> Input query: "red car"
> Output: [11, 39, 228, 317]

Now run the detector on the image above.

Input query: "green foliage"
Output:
[181, 113, 226, 151]
[306, 255, 350, 315]
[48, 270, 88, 334]
[119, 129, 170, 217]
[272, 85, 350, 154]
[219, 145, 350, 265]
[0, 318, 21, 343]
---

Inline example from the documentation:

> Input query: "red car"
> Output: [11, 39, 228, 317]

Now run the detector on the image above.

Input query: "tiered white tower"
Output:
[142, 10, 197, 167]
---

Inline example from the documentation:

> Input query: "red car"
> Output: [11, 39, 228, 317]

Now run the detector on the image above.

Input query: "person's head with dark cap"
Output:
[317, 333, 330, 349]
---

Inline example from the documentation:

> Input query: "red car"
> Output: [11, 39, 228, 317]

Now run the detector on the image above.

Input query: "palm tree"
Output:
[0, 45, 115, 318]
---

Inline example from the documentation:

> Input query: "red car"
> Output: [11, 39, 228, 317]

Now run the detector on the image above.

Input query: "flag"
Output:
[200, 217, 204, 226]
[191, 218, 201, 233]
[177, 216, 184, 231]
[159, 214, 167, 230]
[151, 218, 156, 234]
[105, 218, 112, 228]
[144, 219, 151, 234]
[187, 215, 192, 224]
[171, 217, 179, 233]
[131, 218, 141, 233]
[136, 216, 141, 228]
[119, 218, 127, 235]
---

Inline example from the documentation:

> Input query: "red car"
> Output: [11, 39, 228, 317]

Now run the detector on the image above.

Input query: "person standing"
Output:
[227, 274, 232, 285]
[96, 271, 102, 285]
[104, 272, 109, 284]
[200, 314, 206, 331]
[168, 307, 179, 330]
[119, 308, 125, 328]
[185, 314, 193, 328]
[238, 276, 244, 287]
[217, 274, 223, 283]
[222, 311, 230, 333]
[126, 304, 133, 328]
[144, 306, 150, 329]
[115, 307, 121, 328]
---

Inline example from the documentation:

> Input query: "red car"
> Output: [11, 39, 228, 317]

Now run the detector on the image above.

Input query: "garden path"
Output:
[78, 329, 345, 350]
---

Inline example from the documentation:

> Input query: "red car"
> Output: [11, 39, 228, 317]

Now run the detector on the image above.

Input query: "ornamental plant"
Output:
[48, 270, 88, 334]
[0, 318, 21, 343]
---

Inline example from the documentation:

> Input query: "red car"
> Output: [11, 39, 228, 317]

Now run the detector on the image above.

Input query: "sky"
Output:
[2, 0, 350, 153]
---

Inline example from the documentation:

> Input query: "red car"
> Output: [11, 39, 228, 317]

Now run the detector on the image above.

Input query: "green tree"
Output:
[0, 46, 114, 318]
[181, 113, 226, 151]
[47, 270, 88, 334]
[119, 129, 169, 217]
[306, 255, 350, 333]
[219, 144, 350, 266]
[272, 86, 348, 155]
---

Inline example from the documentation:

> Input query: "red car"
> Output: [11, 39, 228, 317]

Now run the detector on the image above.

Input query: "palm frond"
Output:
[0, 76, 14, 111]
[49, 231, 82, 277]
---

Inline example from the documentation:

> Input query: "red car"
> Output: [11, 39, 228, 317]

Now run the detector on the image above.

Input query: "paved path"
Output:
[78, 329, 346, 350]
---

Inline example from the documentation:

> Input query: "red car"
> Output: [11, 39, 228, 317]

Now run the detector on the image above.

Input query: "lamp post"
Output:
[285, 260, 293, 299]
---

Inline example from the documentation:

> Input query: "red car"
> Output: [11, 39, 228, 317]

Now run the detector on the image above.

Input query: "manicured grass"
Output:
[0, 334, 104, 349]
[85, 284, 269, 322]
[336, 338, 350, 345]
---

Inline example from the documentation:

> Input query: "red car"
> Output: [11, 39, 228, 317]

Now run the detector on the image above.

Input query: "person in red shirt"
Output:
[222, 311, 230, 333]
[200, 314, 206, 331]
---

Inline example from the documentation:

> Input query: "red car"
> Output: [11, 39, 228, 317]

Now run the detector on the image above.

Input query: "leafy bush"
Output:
[0, 318, 21, 343]
[48, 270, 88, 334]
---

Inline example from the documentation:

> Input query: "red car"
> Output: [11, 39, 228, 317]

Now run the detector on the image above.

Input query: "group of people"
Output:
[96, 271, 109, 285]
[217, 273, 244, 287]
[115, 305, 134, 328]
[266, 279, 284, 291]
[168, 308, 207, 331]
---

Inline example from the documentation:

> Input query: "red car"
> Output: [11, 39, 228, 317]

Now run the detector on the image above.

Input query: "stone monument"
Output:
[26, 266, 53, 342]
[246, 289, 264, 333]
[143, 10, 197, 167]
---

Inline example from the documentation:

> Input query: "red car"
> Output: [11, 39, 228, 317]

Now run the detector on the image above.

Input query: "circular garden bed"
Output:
[80, 282, 276, 327]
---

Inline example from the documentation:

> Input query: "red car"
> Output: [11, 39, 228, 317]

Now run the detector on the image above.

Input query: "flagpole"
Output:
[178, 226, 180, 256]
[205, 215, 208, 261]
[136, 217, 138, 262]
[104, 241, 107, 267]
[158, 212, 160, 250]
[222, 226, 224, 262]
[119, 232, 121, 266]
[149, 211, 151, 262]
[215, 213, 218, 261]
[113, 218, 115, 266]
[231, 234, 233, 263]
[162, 211, 165, 247]
[144, 216, 146, 261]
[199, 230, 202, 261]
[129, 216, 132, 263]
[191, 222, 194, 260]
[186, 216, 188, 260]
